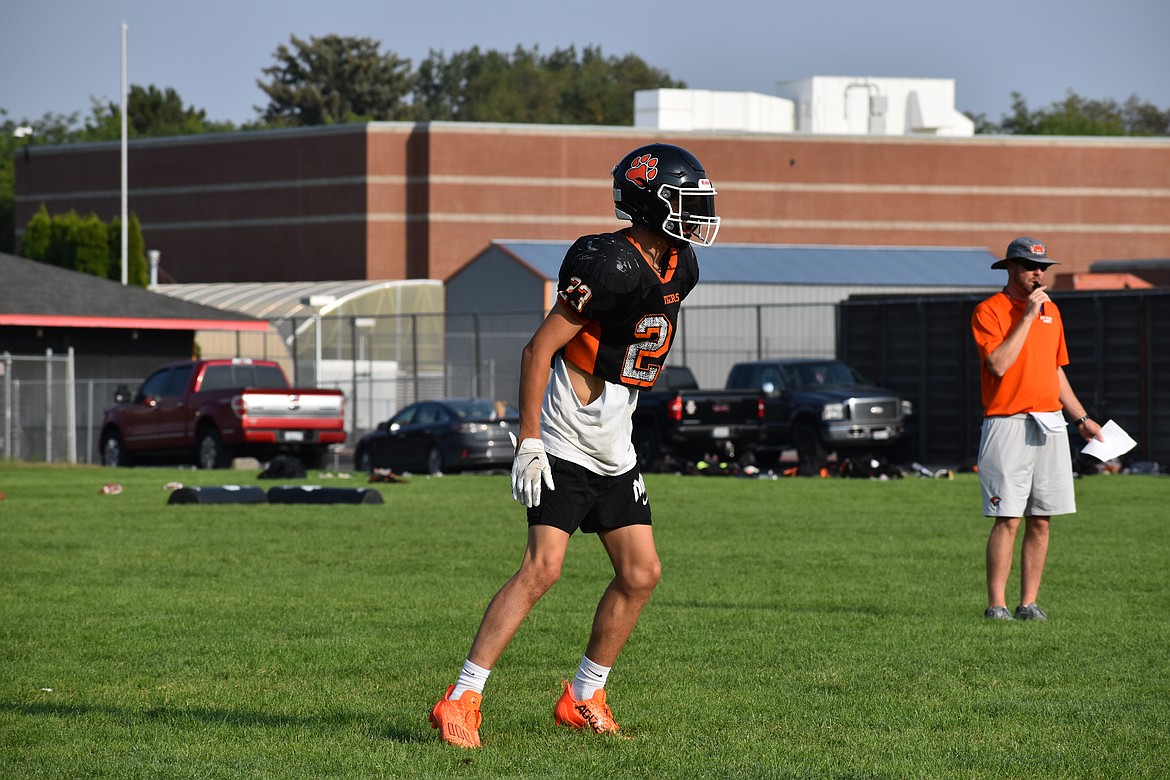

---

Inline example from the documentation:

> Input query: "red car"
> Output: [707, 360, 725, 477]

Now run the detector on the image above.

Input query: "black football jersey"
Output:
[556, 230, 699, 389]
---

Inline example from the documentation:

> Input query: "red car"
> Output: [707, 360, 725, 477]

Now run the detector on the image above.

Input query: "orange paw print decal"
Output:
[625, 154, 658, 187]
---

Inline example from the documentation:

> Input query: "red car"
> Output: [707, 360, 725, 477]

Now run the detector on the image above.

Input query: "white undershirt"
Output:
[540, 353, 638, 476]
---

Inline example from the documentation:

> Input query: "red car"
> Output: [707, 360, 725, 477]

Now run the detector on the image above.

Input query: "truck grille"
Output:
[849, 398, 899, 422]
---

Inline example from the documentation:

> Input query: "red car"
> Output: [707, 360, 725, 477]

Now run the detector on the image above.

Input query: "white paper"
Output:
[1029, 411, 1067, 435]
[1080, 419, 1137, 462]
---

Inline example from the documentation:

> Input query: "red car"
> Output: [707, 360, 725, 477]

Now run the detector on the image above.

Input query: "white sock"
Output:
[450, 659, 491, 700]
[571, 655, 611, 701]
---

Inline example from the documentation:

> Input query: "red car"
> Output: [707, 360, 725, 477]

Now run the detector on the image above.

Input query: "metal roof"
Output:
[154, 279, 443, 322]
[491, 240, 1004, 287]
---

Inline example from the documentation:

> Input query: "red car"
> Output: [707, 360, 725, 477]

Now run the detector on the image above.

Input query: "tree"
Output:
[565, 47, 683, 125]
[19, 206, 148, 287]
[0, 112, 19, 253]
[19, 204, 52, 260]
[108, 213, 149, 287]
[73, 212, 110, 278]
[1121, 95, 1170, 136]
[978, 90, 1169, 136]
[257, 34, 415, 126]
[414, 46, 556, 123]
[46, 210, 81, 269]
[413, 44, 684, 125]
[79, 86, 236, 142]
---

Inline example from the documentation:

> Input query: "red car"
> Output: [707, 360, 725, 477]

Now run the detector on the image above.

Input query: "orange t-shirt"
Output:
[971, 291, 1068, 417]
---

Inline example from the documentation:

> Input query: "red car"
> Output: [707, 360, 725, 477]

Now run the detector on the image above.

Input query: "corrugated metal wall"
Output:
[838, 289, 1170, 467]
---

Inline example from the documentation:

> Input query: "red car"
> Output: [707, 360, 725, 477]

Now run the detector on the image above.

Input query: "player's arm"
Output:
[517, 301, 585, 443]
[984, 324, 1029, 377]
[978, 302, 1039, 378]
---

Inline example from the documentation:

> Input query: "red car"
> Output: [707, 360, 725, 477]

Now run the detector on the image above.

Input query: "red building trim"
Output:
[0, 314, 269, 331]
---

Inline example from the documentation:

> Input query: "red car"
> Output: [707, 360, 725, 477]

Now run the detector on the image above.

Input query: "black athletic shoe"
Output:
[1014, 603, 1048, 621]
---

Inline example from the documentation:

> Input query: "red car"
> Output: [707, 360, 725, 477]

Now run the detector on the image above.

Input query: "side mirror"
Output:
[113, 385, 131, 404]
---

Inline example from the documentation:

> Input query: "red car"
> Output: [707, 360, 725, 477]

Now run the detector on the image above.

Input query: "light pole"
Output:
[299, 295, 336, 388]
[120, 21, 129, 285]
[352, 317, 376, 432]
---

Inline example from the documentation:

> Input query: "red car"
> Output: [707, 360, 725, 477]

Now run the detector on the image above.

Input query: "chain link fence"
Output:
[2, 350, 76, 463]
[289, 304, 835, 437]
[7, 292, 1165, 467]
[3, 303, 836, 464]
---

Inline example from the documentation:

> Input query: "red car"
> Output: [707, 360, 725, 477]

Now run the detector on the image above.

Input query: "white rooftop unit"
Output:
[776, 75, 975, 136]
[635, 89, 795, 133]
[634, 77, 974, 137]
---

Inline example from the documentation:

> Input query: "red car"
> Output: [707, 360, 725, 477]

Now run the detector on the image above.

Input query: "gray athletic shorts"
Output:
[977, 414, 1076, 518]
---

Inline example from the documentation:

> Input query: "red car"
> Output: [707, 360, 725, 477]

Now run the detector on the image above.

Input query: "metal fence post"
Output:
[756, 304, 763, 360]
[2, 351, 10, 460]
[12, 380, 20, 460]
[473, 313, 482, 398]
[411, 313, 419, 404]
[86, 379, 95, 465]
[45, 348, 53, 463]
[350, 315, 358, 436]
[66, 347, 77, 463]
[291, 317, 300, 386]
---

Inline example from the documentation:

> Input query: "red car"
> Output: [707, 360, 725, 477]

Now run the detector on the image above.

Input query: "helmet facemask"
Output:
[657, 181, 720, 247]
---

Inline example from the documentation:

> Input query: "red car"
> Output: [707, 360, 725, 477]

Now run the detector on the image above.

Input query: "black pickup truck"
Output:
[724, 359, 913, 467]
[631, 366, 762, 472]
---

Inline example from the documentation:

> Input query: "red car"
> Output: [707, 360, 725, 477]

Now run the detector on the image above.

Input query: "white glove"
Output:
[510, 435, 555, 507]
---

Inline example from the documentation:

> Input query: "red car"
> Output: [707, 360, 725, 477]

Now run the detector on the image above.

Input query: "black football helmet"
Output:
[612, 143, 719, 247]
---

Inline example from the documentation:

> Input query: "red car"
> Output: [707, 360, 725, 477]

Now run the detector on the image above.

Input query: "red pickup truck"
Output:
[99, 358, 346, 469]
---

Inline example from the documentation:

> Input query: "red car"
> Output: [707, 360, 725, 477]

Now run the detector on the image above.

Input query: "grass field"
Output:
[1, 462, 1167, 779]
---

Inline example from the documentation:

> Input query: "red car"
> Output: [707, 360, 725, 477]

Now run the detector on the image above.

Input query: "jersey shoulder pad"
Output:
[559, 232, 642, 295]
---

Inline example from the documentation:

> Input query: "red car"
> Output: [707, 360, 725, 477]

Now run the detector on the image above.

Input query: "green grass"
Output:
[1, 463, 1167, 778]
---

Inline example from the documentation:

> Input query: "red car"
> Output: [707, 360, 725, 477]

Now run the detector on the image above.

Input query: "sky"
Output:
[2, 0, 1169, 129]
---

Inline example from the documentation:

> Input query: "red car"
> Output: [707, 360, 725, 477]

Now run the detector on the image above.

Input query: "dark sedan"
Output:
[353, 398, 518, 475]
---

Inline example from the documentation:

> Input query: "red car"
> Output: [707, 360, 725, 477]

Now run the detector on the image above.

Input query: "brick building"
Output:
[12, 122, 1170, 285]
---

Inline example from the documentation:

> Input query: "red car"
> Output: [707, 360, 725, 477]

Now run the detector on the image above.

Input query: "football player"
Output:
[430, 144, 719, 747]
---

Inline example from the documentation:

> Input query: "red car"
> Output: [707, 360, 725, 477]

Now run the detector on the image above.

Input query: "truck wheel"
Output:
[354, 447, 370, 473]
[634, 429, 665, 473]
[425, 445, 444, 475]
[197, 428, 232, 469]
[793, 423, 828, 470]
[100, 430, 131, 467]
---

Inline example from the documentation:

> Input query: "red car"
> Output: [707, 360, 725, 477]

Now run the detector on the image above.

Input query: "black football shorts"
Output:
[526, 455, 651, 535]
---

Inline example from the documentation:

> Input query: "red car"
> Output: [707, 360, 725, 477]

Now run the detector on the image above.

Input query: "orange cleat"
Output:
[553, 681, 620, 734]
[429, 685, 483, 748]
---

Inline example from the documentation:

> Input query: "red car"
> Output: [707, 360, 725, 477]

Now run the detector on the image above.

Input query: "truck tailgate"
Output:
[238, 391, 344, 427]
[678, 390, 759, 429]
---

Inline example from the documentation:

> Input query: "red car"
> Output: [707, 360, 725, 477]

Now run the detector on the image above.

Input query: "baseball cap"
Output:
[991, 237, 1059, 269]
